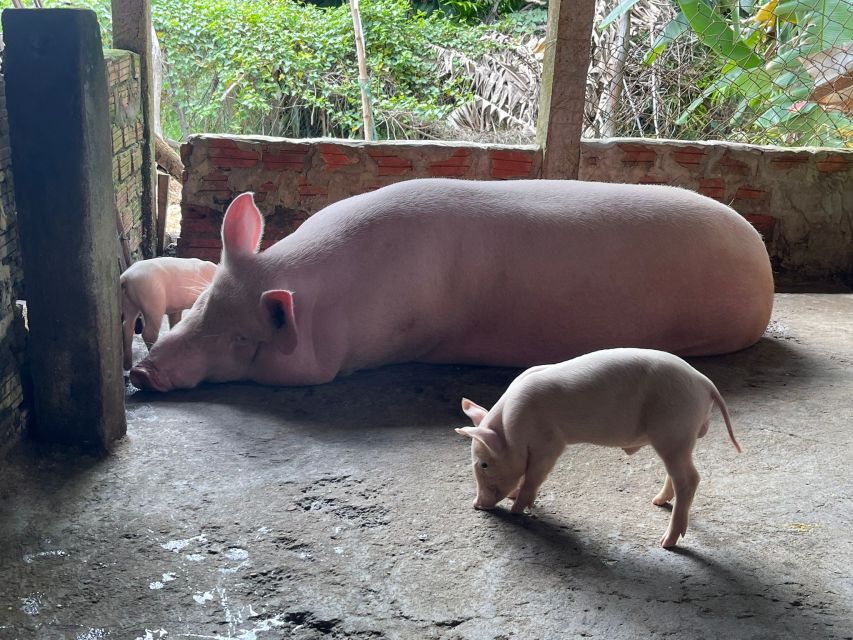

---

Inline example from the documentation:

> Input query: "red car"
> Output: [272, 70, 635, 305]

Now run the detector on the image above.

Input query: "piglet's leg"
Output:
[652, 475, 674, 506]
[507, 477, 524, 501]
[510, 456, 559, 514]
[657, 451, 700, 548]
[167, 312, 182, 328]
[141, 313, 162, 349]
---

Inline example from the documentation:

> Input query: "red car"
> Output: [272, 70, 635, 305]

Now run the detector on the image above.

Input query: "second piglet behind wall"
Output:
[121, 257, 217, 370]
[456, 348, 741, 548]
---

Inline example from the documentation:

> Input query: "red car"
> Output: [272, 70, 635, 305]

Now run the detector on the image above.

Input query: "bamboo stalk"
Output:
[350, 0, 375, 141]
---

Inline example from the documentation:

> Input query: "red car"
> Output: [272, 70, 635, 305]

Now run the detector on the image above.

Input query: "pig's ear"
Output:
[222, 192, 264, 259]
[454, 426, 505, 455]
[461, 398, 488, 426]
[260, 289, 298, 354]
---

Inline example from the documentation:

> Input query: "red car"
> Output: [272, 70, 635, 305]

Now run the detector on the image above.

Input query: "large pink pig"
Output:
[130, 179, 773, 391]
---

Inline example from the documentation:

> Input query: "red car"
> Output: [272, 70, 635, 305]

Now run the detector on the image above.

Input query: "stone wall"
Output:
[178, 135, 853, 278]
[105, 49, 145, 263]
[0, 69, 28, 457]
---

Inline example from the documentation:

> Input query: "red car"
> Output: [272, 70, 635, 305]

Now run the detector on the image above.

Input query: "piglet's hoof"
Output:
[659, 530, 684, 548]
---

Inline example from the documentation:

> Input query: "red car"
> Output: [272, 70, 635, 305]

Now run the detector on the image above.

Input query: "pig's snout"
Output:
[129, 363, 171, 392]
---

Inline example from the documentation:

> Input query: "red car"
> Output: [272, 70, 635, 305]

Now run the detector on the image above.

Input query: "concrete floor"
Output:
[0, 293, 851, 640]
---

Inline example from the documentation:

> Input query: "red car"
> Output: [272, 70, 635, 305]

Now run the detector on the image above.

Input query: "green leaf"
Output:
[599, 0, 641, 30]
[644, 12, 691, 64]
[678, 0, 764, 68]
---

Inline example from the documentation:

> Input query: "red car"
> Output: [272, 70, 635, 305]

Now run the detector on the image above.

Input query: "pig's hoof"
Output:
[659, 530, 683, 548]
[652, 494, 672, 507]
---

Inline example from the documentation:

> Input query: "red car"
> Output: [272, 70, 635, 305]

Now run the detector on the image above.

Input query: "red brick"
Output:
[490, 149, 533, 163]
[378, 166, 412, 176]
[638, 176, 666, 185]
[203, 171, 229, 183]
[717, 153, 750, 175]
[181, 218, 220, 233]
[212, 158, 258, 169]
[262, 149, 308, 171]
[182, 204, 216, 219]
[619, 143, 656, 164]
[744, 214, 776, 239]
[372, 155, 412, 168]
[208, 147, 259, 161]
[735, 185, 767, 200]
[177, 246, 221, 262]
[297, 184, 329, 196]
[698, 178, 725, 199]
[429, 150, 470, 177]
[263, 149, 308, 162]
[672, 146, 706, 167]
[769, 154, 809, 171]
[319, 143, 359, 170]
[197, 188, 234, 198]
[207, 138, 240, 149]
[490, 157, 533, 179]
[816, 154, 850, 173]
[430, 166, 467, 177]
[184, 238, 223, 249]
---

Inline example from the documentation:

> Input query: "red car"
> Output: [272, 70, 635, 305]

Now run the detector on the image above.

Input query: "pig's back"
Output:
[272, 179, 773, 367]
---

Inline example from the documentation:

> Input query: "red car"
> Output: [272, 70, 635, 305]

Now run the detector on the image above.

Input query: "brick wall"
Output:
[178, 135, 853, 278]
[178, 139, 540, 261]
[105, 49, 145, 262]
[0, 68, 28, 458]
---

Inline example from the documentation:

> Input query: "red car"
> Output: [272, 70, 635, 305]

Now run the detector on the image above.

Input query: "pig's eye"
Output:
[480, 462, 489, 469]
[233, 334, 247, 344]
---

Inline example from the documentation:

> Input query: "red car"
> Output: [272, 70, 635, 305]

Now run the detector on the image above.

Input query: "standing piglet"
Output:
[121, 257, 217, 370]
[456, 348, 741, 548]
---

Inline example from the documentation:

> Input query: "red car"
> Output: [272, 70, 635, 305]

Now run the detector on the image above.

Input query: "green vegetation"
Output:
[600, 0, 853, 147]
[1, 0, 849, 146]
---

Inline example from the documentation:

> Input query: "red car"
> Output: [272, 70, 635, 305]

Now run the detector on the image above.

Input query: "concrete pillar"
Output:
[2, 8, 127, 450]
[536, 0, 597, 179]
[111, 0, 157, 259]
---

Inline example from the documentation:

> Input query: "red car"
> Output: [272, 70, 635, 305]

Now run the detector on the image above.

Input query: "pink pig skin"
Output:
[456, 348, 742, 548]
[121, 257, 217, 370]
[130, 179, 773, 391]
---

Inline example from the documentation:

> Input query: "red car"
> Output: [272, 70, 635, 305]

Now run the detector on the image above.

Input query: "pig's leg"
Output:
[652, 475, 674, 506]
[167, 312, 182, 328]
[656, 449, 700, 548]
[510, 455, 560, 514]
[121, 298, 140, 370]
[122, 313, 136, 370]
[507, 475, 526, 500]
[141, 313, 163, 349]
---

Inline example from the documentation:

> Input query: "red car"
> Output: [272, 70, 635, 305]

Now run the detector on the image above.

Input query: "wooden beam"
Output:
[4, 8, 127, 450]
[111, 0, 157, 259]
[156, 172, 169, 256]
[536, 0, 597, 179]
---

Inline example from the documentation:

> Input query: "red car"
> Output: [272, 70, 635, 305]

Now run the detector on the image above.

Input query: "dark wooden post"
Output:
[3, 8, 127, 450]
[536, 0, 598, 179]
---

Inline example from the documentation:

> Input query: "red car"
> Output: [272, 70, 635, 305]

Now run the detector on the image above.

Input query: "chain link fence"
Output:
[586, 0, 853, 147]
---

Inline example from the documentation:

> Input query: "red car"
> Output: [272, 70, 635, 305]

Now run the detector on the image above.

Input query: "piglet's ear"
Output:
[455, 426, 505, 456]
[260, 289, 297, 354]
[461, 398, 488, 427]
[222, 192, 264, 260]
